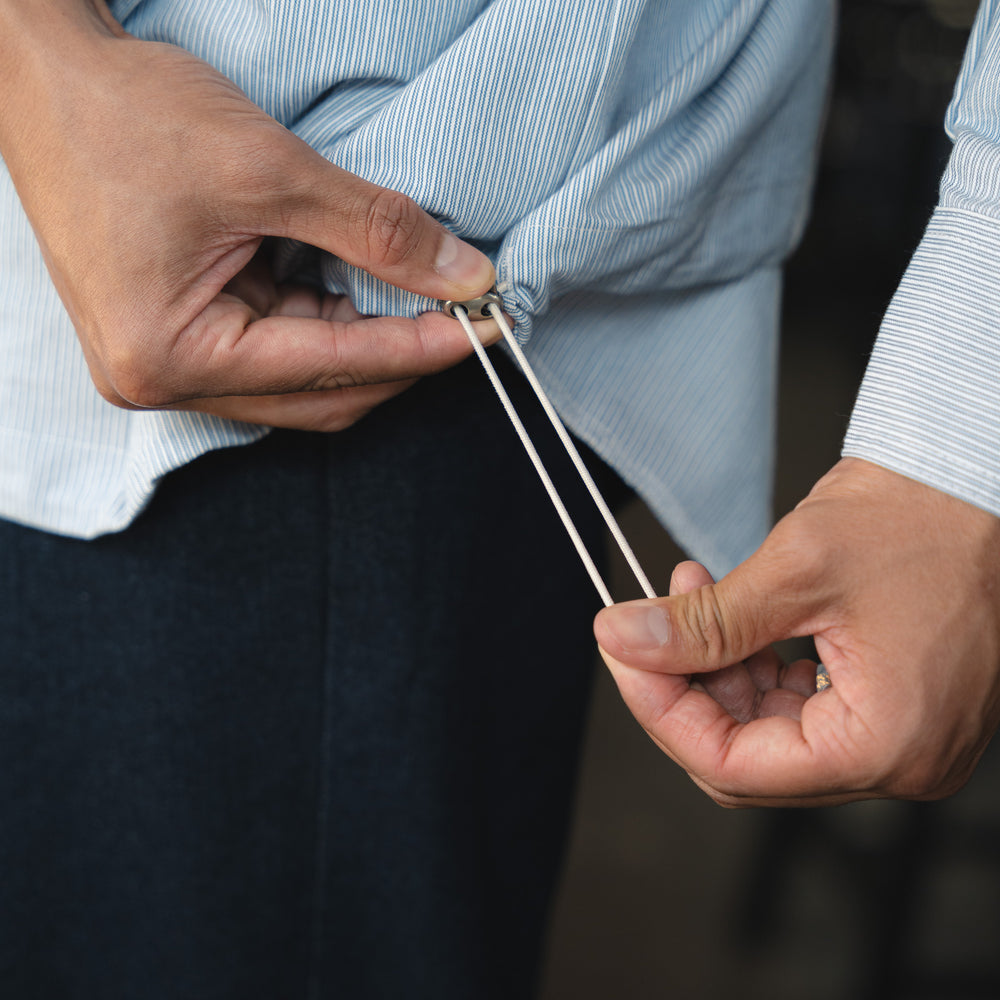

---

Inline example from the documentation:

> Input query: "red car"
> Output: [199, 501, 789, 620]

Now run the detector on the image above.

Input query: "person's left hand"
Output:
[594, 458, 1000, 807]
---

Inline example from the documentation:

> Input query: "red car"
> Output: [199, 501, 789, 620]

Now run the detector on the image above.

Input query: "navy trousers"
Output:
[0, 354, 610, 999]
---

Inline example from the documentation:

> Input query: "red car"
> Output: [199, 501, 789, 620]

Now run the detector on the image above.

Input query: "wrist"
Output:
[0, 1, 123, 86]
[0, 1, 128, 165]
[0, 0, 120, 36]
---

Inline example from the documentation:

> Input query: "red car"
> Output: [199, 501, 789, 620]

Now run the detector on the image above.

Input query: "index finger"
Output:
[148, 307, 500, 405]
[599, 647, 877, 806]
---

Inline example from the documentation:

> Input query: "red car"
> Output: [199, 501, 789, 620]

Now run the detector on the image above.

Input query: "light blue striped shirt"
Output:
[845, 0, 1000, 519]
[0, 0, 833, 575]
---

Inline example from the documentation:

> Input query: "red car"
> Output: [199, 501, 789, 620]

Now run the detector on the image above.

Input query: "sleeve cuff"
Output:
[843, 205, 1000, 517]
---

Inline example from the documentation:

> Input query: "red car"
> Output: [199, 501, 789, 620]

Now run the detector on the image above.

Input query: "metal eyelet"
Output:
[439, 288, 503, 320]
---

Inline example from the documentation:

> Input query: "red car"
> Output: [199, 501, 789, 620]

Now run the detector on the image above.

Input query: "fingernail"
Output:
[434, 233, 494, 290]
[601, 604, 671, 652]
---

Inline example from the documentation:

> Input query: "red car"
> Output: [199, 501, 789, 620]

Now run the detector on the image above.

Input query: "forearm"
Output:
[0, 1, 127, 180]
[0, 0, 120, 52]
[0, 0, 122, 77]
[842, 208, 1000, 516]
[843, 0, 1000, 518]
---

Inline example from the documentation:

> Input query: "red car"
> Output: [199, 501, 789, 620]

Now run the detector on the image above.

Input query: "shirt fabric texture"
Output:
[844, 0, 1000, 514]
[0, 0, 834, 576]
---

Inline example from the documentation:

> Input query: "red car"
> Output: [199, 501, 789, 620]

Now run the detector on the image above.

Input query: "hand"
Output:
[0, 1, 497, 430]
[594, 458, 1000, 807]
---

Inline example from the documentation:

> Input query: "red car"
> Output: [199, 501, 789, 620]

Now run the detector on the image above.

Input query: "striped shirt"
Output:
[0, 0, 833, 575]
[845, 0, 1000, 518]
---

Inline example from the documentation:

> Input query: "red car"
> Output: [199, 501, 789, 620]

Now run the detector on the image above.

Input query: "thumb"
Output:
[594, 548, 814, 675]
[265, 143, 495, 302]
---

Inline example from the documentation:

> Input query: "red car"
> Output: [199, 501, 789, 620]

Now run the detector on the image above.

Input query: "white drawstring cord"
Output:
[486, 302, 657, 601]
[448, 298, 656, 606]
[448, 296, 833, 689]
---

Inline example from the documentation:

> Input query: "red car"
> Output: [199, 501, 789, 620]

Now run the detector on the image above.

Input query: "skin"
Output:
[10, 5, 1000, 812]
[595, 457, 1000, 807]
[0, 0, 499, 432]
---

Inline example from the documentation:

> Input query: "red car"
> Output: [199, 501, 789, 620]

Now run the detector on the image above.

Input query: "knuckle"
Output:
[308, 366, 366, 393]
[84, 358, 131, 408]
[679, 587, 744, 664]
[102, 345, 174, 409]
[93, 381, 131, 409]
[364, 188, 422, 270]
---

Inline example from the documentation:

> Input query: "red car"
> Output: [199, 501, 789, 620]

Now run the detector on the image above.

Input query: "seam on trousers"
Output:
[307, 437, 336, 1000]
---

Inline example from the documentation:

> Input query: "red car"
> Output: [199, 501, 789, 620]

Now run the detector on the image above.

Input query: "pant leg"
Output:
[310, 354, 610, 999]
[0, 353, 608, 999]
[0, 427, 332, 999]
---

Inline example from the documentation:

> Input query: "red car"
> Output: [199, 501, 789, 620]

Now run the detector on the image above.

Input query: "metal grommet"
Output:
[440, 287, 503, 320]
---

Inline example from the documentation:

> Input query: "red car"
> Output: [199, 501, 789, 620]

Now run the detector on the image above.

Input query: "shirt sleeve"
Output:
[843, 0, 1000, 516]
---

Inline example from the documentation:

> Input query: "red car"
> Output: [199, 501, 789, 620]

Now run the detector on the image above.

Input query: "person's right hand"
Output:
[0, 1, 497, 431]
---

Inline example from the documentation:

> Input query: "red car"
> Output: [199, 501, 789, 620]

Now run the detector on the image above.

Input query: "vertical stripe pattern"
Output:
[0, 0, 833, 574]
[845, 0, 1000, 519]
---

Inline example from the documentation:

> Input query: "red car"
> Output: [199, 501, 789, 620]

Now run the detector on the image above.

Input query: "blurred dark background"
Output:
[540, 2, 1000, 998]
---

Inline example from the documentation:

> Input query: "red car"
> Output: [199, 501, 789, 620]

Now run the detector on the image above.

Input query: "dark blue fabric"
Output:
[0, 354, 609, 999]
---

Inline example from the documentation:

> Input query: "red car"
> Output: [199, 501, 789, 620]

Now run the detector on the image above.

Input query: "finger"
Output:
[756, 688, 808, 721]
[271, 285, 339, 320]
[145, 307, 500, 406]
[695, 664, 761, 724]
[669, 560, 713, 594]
[319, 294, 364, 323]
[668, 560, 766, 722]
[262, 146, 496, 302]
[222, 260, 365, 323]
[221, 252, 277, 316]
[183, 380, 415, 431]
[594, 532, 824, 676]
[272, 288, 365, 323]
[783, 658, 821, 699]
[601, 647, 863, 803]
[224, 281, 345, 322]
[744, 647, 784, 691]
